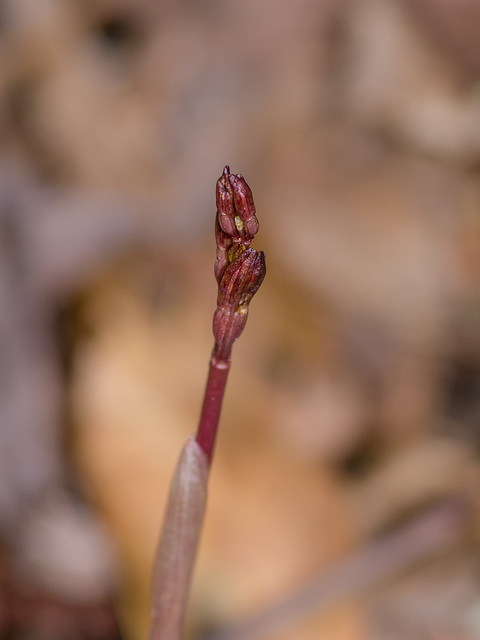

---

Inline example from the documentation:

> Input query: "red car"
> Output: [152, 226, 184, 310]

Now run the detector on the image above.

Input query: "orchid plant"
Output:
[149, 167, 266, 640]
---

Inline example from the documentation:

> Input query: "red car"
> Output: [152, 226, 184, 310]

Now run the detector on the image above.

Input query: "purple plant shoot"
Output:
[149, 167, 265, 640]
[197, 166, 266, 463]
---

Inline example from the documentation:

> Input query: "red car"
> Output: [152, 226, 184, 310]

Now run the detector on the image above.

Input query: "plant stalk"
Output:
[148, 166, 265, 640]
[196, 355, 230, 465]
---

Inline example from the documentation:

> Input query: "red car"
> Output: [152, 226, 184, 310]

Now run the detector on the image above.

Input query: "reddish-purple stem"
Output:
[149, 167, 265, 640]
[196, 355, 230, 464]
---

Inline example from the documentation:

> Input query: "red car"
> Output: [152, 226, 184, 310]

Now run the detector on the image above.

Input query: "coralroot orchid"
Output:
[198, 167, 266, 462]
[149, 167, 265, 640]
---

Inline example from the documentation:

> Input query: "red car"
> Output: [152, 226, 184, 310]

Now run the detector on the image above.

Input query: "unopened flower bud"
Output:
[214, 167, 261, 284]
[212, 307, 248, 362]
[213, 248, 266, 361]
[216, 166, 237, 238]
[217, 248, 266, 312]
[229, 172, 259, 239]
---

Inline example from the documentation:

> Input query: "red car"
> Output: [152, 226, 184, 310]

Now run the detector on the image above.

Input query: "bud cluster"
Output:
[212, 167, 266, 362]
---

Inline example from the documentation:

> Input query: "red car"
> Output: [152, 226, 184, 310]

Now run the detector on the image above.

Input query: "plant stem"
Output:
[196, 354, 231, 465]
[148, 166, 265, 640]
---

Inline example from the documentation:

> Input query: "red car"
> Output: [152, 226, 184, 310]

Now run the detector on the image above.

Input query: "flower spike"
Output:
[197, 166, 266, 463]
[149, 167, 266, 640]
[212, 167, 265, 363]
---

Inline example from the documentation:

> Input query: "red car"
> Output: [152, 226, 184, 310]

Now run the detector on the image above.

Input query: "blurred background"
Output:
[0, 0, 480, 638]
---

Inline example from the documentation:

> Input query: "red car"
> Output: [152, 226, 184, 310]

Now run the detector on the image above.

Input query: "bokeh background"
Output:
[1, 0, 480, 638]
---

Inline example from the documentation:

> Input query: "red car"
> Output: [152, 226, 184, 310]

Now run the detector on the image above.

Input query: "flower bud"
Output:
[214, 166, 260, 282]
[212, 307, 248, 362]
[215, 166, 237, 238]
[229, 172, 259, 240]
[213, 248, 266, 361]
[217, 248, 266, 312]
